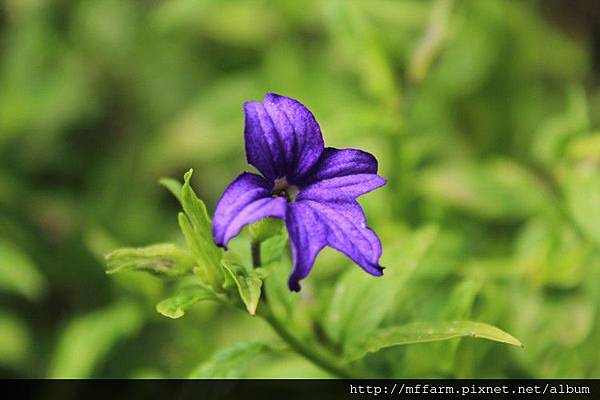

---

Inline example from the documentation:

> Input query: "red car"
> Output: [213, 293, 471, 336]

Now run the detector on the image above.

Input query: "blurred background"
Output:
[1, 0, 599, 378]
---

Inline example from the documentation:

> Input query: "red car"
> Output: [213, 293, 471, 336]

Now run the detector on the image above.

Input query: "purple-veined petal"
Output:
[297, 147, 386, 202]
[263, 93, 324, 180]
[212, 172, 287, 248]
[243, 93, 324, 181]
[305, 147, 379, 183]
[285, 202, 328, 291]
[298, 174, 386, 203]
[243, 101, 283, 181]
[286, 200, 384, 291]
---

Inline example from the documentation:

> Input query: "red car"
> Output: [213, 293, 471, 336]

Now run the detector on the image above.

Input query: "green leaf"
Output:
[159, 177, 183, 203]
[532, 85, 589, 165]
[565, 168, 600, 246]
[326, 1, 400, 110]
[48, 302, 143, 378]
[346, 320, 523, 361]
[181, 169, 214, 245]
[442, 278, 483, 320]
[260, 233, 289, 266]
[325, 225, 438, 351]
[105, 243, 195, 278]
[248, 217, 283, 243]
[435, 278, 483, 372]
[0, 310, 30, 366]
[326, 269, 394, 351]
[188, 341, 273, 378]
[221, 262, 265, 315]
[0, 239, 46, 301]
[156, 284, 218, 319]
[408, 0, 452, 83]
[420, 158, 549, 220]
[262, 234, 297, 320]
[179, 169, 223, 288]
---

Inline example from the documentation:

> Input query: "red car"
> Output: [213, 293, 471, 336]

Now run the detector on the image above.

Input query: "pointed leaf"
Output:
[181, 170, 212, 236]
[346, 320, 523, 361]
[326, 226, 438, 350]
[442, 278, 483, 320]
[262, 234, 298, 320]
[434, 278, 483, 372]
[159, 177, 183, 203]
[179, 169, 223, 287]
[221, 262, 265, 315]
[105, 243, 195, 278]
[156, 284, 218, 319]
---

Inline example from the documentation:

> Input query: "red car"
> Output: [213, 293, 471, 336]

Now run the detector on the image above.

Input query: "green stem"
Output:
[260, 306, 357, 379]
[251, 241, 358, 378]
[251, 241, 262, 269]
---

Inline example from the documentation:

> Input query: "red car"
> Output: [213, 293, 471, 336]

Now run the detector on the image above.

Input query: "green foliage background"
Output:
[1, 0, 599, 378]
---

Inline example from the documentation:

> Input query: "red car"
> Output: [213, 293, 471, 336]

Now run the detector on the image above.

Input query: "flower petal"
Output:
[298, 174, 386, 203]
[286, 200, 383, 291]
[305, 147, 379, 183]
[243, 101, 283, 181]
[297, 147, 386, 202]
[285, 202, 328, 292]
[212, 172, 287, 248]
[243, 93, 324, 182]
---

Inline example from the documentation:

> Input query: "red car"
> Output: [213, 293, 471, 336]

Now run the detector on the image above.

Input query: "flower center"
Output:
[272, 177, 299, 202]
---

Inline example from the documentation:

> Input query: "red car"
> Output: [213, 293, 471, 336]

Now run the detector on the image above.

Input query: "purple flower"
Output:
[212, 93, 386, 291]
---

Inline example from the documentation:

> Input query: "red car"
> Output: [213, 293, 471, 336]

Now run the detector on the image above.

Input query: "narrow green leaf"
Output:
[178, 213, 208, 280]
[221, 262, 264, 315]
[326, 226, 438, 350]
[346, 320, 523, 361]
[442, 278, 483, 320]
[156, 284, 218, 319]
[262, 234, 297, 320]
[105, 243, 195, 278]
[189, 341, 273, 378]
[181, 169, 213, 238]
[159, 177, 183, 203]
[436, 278, 483, 371]
[408, 0, 452, 83]
[0, 239, 46, 301]
[326, 269, 394, 350]
[179, 169, 223, 288]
